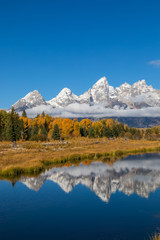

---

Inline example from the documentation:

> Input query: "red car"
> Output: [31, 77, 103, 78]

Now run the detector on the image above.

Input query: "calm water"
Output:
[1, 153, 160, 240]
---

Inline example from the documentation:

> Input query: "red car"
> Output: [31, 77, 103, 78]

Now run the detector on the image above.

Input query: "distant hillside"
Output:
[77, 117, 160, 128]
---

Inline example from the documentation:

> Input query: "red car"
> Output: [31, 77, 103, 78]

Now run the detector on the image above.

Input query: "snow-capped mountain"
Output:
[12, 90, 47, 112]
[11, 76, 160, 113]
[116, 80, 160, 108]
[47, 88, 79, 107]
[90, 76, 110, 105]
[20, 154, 160, 202]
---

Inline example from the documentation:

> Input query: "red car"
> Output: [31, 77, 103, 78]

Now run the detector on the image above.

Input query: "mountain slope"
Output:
[48, 88, 78, 107]
[12, 90, 47, 112]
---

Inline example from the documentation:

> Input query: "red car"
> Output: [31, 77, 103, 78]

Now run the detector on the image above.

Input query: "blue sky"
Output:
[0, 0, 160, 109]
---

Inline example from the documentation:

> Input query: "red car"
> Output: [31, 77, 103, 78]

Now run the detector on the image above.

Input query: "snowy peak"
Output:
[57, 88, 72, 97]
[12, 90, 46, 111]
[23, 90, 43, 101]
[118, 82, 131, 90]
[94, 76, 108, 85]
[11, 76, 160, 112]
[133, 79, 147, 86]
[48, 88, 78, 108]
[91, 76, 110, 104]
[78, 89, 93, 104]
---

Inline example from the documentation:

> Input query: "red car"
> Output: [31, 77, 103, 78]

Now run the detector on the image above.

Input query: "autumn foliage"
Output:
[0, 108, 160, 142]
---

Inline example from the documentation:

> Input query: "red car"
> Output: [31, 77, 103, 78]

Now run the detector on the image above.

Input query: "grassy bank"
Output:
[0, 138, 160, 177]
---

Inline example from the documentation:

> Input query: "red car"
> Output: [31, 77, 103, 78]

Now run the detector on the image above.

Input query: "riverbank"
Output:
[0, 138, 160, 177]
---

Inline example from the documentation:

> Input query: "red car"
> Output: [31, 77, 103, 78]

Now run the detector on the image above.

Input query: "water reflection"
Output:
[20, 153, 160, 202]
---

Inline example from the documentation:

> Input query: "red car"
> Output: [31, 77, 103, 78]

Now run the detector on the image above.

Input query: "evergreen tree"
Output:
[80, 126, 87, 137]
[23, 121, 31, 140]
[112, 125, 119, 138]
[52, 124, 61, 140]
[88, 126, 95, 138]
[39, 126, 48, 141]
[102, 125, 107, 137]
[44, 120, 49, 132]
[19, 118, 24, 139]
[102, 125, 113, 138]
[0, 112, 3, 141]
[5, 108, 21, 142]
[32, 123, 39, 136]
[30, 123, 39, 140]
[42, 111, 45, 117]
[22, 109, 27, 118]
[0, 110, 8, 141]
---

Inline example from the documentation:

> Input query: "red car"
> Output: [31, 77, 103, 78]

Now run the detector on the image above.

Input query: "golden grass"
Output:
[0, 138, 160, 177]
[151, 233, 160, 240]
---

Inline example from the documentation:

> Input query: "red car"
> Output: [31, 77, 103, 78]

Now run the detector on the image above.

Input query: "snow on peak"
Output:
[48, 88, 78, 108]
[118, 82, 131, 90]
[122, 82, 131, 88]
[12, 90, 46, 111]
[91, 76, 109, 104]
[23, 90, 41, 100]
[57, 88, 72, 97]
[11, 76, 160, 112]
[133, 79, 147, 87]
[94, 76, 108, 86]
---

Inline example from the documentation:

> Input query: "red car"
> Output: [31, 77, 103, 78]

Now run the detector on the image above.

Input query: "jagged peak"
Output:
[93, 76, 108, 86]
[120, 82, 131, 88]
[140, 79, 146, 84]
[32, 89, 40, 94]
[10, 76, 160, 112]
[22, 90, 43, 100]
[57, 88, 72, 95]
[133, 79, 147, 86]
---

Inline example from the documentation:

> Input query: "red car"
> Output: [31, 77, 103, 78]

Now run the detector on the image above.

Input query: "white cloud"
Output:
[23, 103, 160, 118]
[148, 59, 160, 67]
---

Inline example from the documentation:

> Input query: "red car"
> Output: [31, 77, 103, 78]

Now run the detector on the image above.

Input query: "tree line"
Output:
[0, 108, 160, 142]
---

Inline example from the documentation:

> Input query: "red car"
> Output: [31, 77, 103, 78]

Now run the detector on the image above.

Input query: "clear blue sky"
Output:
[0, 0, 160, 109]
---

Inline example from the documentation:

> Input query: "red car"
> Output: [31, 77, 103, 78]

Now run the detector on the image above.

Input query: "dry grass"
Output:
[0, 138, 160, 176]
[151, 233, 160, 240]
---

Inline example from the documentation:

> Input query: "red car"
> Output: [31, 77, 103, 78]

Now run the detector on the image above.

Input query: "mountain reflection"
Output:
[20, 153, 160, 203]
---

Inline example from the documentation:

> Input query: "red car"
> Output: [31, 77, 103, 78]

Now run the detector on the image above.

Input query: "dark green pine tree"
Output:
[24, 121, 31, 140]
[19, 118, 24, 139]
[5, 107, 21, 142]
[39, 126, 48, 141]
[52, 124, 61, 140]
[88, 126, 95, 138]
[22, 109, 27, 118]
[112, 125, 119, 138]
[80, 126, 87, 137]
[0, 112, 3, 141]
[44, 120, 49, 132]
[102, 125, 113, 138]
[42, 111, 45, 117]
[32, 123, 39, 136]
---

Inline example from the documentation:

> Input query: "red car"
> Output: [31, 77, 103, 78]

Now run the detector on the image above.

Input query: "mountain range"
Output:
[12, 76, 160, 113]
[9, 76, 160, 124]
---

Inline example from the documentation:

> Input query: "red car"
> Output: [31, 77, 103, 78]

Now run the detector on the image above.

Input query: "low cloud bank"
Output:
[22, 103, 160, 118]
